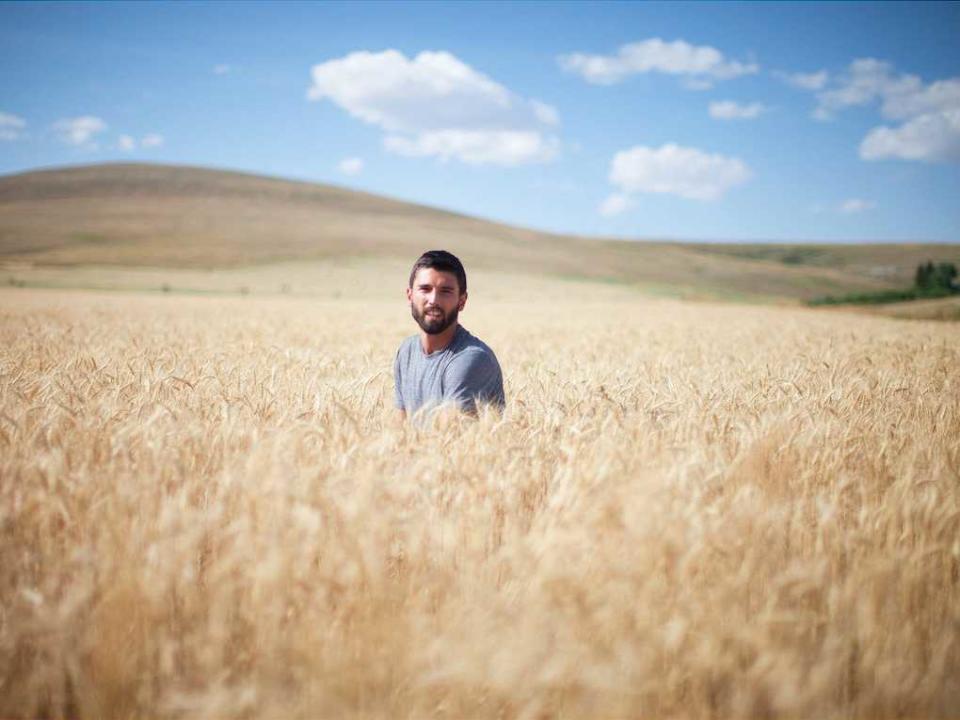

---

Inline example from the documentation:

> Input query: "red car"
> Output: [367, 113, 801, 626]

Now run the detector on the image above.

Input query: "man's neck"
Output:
[420, 323, 459, 355]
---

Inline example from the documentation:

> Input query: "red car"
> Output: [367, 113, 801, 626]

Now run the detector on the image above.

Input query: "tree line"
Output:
[810, 261, 958, 306]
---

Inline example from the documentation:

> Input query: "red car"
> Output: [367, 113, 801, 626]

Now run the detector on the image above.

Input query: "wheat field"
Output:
[1, 281, 958, 719]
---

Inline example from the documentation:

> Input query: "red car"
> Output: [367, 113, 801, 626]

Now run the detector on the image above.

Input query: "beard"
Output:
[411, 303, 459, 335]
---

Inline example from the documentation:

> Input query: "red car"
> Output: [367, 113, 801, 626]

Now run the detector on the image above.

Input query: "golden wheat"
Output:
[1, 286, 958, 719]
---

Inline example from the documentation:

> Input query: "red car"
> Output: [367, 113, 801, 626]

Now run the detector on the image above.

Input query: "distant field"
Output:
[862, 294, 960, 322]
[0, 258, 782, 304]
[3, 163, 957, 303]
[2, 281, 958, 718]
[6, 257, 958, 325]
[687, 242, 960, 289]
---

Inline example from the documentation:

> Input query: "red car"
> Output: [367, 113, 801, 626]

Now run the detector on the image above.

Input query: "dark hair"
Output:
[408, 250, 467, 294]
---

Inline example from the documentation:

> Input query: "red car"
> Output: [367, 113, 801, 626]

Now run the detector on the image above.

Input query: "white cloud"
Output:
[709, 100, 767, 120]
[860, 110, 960, 162]
[775, 70, 829, 91]
[118, 134, 136, 151]
[558, 38, 758, 86]
[53, 115, 107, 146]
[307, 49, 558, 166]
[815, 58, 960, 163]
[814, 59, 898, 119]
[308, 49, 509, 131]
[599, 193, 632, 217]
[814, 58, 958, 120]
[384, 130, 557, 166]
[213, 64, 231, 75]
[839, 198, 876, 214]
[338, 157, 364, 175]
[141, 133, 164, 148]
[608, 143, 751, 202]
[882, 77, 960, 120]
[0, 111, 26, 141]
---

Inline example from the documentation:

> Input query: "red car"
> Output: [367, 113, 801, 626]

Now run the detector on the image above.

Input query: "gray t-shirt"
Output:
[394, 325, 505, 416]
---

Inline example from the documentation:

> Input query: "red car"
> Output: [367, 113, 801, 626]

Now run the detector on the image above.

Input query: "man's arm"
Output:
[443, 349, 504, 415]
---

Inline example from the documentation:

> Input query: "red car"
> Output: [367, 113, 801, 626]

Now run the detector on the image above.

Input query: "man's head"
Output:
[407, 250, 467, 335]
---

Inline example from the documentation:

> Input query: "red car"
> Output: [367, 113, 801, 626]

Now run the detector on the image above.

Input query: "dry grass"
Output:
[687, 242, 960, 289]
[863, 295, 960, 322]
[1, 283, 958, 719]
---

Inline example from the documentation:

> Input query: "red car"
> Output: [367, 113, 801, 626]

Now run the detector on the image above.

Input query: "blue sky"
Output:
[1, 1, 958, 243]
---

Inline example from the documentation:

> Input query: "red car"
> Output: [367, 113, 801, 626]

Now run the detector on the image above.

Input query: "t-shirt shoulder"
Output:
[397, 334, 420, 358]
[447, 343, 498, 372]
[454, 327, 496, 354]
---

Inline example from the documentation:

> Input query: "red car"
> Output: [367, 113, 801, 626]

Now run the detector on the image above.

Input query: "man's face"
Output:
[407, 267, 466, 335]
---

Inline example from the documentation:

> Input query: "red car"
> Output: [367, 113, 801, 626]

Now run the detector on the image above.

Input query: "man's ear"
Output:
[458, 292, 467, 311]
[406, 286, 413, 302]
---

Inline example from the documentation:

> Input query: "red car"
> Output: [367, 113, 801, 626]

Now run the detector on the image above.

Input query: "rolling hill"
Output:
[1, 163, 957, 302]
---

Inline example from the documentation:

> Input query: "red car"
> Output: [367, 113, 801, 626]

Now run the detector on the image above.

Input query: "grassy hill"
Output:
[1, 163, 957, 302]
[686, 242, 960, 290]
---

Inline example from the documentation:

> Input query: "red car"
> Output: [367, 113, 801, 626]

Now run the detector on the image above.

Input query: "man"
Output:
[394, 250, 505, 419]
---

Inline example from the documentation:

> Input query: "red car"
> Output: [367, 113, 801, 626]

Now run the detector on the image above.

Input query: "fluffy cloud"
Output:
[384, 130, 556, 166]
[213, 64, 232, 75]
[54, 115, 107, 146]
[0, 111, 26, 141]
[860, 110, 960, 162]
[774, 70, 829, 91]
[839, 198, 876, 214]
[141, 133, 164, 148]
[558, 38, 758, 87]
[118, 134, 136, 151]
[814, 59, 901, 118]
[881, 77, 960, 120]
[607, 143, 751, 204]
[708, 100, 767, 120]
[338, 157, 364, 175]
[813, 59, 960, 163]
[817, 58, 959, 121]
[307, 49, 558, 166]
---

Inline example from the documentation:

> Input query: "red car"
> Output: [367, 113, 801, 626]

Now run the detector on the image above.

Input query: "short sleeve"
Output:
[443, 349, 504, 413]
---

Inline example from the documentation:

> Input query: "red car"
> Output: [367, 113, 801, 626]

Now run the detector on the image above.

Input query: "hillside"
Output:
[1, 163, 957, 302]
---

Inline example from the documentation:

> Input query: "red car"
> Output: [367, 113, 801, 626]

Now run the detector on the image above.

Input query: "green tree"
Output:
[933, 262, 957, 290]
[914, 261, 957, 291]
